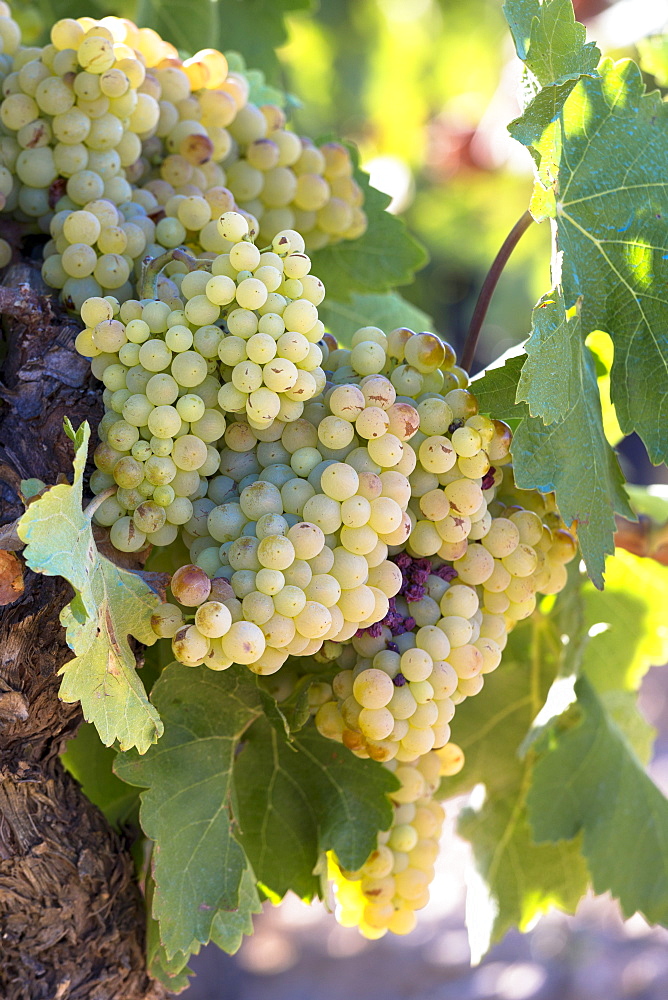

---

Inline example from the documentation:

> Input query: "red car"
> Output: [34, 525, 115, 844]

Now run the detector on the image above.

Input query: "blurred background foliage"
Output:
[11, 0, 668, 481]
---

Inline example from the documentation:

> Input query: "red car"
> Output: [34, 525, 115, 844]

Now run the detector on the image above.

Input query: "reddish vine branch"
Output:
[614, 514, 668, 565]
[461, 209, 534, 373]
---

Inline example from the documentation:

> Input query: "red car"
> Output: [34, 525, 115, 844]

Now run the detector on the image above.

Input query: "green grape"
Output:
[146, 373, 179, 406]
[122, 394, 153, 427]
[217, 211, 249, 242]
[147, 404, 181, 439]
[171, 351, 208, 388]
[61, 243, 97, 278]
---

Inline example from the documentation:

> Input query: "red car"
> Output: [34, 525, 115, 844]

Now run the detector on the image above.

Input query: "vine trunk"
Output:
[0, 266, 163, 1000]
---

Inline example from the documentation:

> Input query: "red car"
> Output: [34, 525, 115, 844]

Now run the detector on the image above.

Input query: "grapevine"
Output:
[1, 1, 668, 995]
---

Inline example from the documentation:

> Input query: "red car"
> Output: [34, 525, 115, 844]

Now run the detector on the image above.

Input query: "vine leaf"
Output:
[527, 675, 668, 926]
[311, 162, 428, 302]
[503, 0, 600, 148]
[578, 548, 668, 763]
[473, 311, 633, 586]
[136, 0, 313, 78]
[320, 291, 433, 347]
[114, 664, 264, 960]
[16, 420, 163, 754]
[233, 718, 398, 900]
[581, 549, 668, 694]
[515, 57, 668, 463]
[443, 616, 588, 961]
[553, 60, 668, 465]
[637, 35, 668, 87]
[516, 288, 582, 423]
[60, 722, 140, 829]
[136, 0, 216, 55]
[146, 865, 261, 993]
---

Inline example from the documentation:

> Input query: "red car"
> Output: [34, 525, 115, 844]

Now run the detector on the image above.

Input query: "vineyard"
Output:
[1, 0, 668, 997]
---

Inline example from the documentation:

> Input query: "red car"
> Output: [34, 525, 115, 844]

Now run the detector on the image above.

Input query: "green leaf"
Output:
[60, 722, 139, 828]
[581, 548, 668, 693]
[597, 690, 656, 767]
[506, 0, 599, 86]
[146, 873, 195, 994]
[311, 163, 428, 302]
[114, 664, 264, 958]
[551, 59, 668, 464]
[504, 0, 600, 147]
[474, 343, 633, 586]
[145, 864, 261, 993]
[637, 35, 668, 87]
[217, 0, 313, 81]
[136, 0, 216, 55]
[16, 421, 162, 753]
[20, 477, 46, 499]
[137, 0, 313, 76]
[233, 718, 398, 900]
[210, 863, 262, 952]
[527, 675, 668, 926]
[443, 616, 588, 959]
[516, 288, 582, 423]
[320, 291, 433, 348]
[625, 483, 668, 522]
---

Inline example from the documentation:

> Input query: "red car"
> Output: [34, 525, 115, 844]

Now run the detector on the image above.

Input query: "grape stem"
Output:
[461, 209, 534, 373]
[139, 248, 212, 299]
[84, 486, 117, 519]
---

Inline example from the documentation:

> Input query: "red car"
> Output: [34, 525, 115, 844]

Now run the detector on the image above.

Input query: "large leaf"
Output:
[504, 0, 600, 147]
[525, 554, 661, 766]
[516, 288, 584, 423]
[146, 865, 261, 994]
[320, 291, 433, 348]
[444, 615, 588, 960]
[114, 664, 264, 958]
[311, 163, 428, 302]
[17, 421, 162, 753]
[527, 675, 668, 926]
[540, 60, 668, 464]
[473, 340, 633, 586]
[581, 548, 668, 693]
[233, 718, 398, 900]
[136, 0, 313, 76]
[637, 35, 668, 87]
[60, 722, 140, 829]
[625, 483, 668, 522]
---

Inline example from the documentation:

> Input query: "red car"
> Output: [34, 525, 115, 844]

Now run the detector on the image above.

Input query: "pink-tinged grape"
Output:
[170, 564, 212, 606]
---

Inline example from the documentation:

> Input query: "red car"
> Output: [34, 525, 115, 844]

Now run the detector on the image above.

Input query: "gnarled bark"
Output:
[0, 266, 165, 1000]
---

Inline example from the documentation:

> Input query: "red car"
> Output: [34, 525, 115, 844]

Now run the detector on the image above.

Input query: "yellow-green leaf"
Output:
[17, 421, 163, 753]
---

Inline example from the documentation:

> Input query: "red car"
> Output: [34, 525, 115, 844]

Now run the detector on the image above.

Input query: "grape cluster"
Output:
[0, 8, 367, 303]
[78, 219, 324, 550]
[0, 1, 581, 939]
[78, 220, 577, 707]
[71, 201, 578, 938]
[328, 746, 463, 938]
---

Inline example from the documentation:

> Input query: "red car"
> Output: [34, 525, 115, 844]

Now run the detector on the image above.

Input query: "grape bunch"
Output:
[329, 745, 464, 938]
[0, 0, 580, 939]
[71, 202, 578, 938]
[77, 215, 576, 711]
[0, 7, 367, 303]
